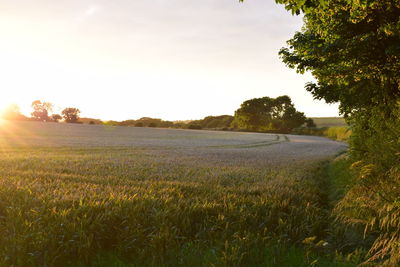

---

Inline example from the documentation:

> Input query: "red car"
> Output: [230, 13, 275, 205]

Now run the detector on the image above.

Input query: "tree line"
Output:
[1, 96, 315, 133]
[1, 101, 81, 123]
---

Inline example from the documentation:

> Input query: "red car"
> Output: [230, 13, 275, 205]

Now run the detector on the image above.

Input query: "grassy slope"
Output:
[0, 122, 355, 266]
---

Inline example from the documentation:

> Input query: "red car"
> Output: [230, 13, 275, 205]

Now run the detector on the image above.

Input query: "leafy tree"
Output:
[61, 108, 80, 123]
[277, 0, 400, 115]
[275, 0, 400, 165]
[232, 95, 306, 133]
[273, 0, 400, 264]
[31, 100, 53, 121]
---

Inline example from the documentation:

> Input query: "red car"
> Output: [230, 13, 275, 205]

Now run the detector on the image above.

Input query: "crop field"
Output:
[0, 121, 348, 266]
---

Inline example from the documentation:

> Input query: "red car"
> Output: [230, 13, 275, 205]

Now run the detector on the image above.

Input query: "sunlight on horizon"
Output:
[0, 0, 340, 121]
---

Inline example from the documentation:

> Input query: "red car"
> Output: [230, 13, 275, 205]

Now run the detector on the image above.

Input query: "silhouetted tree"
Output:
[31, 100, 53, 121]
[61, 108, 80, 123]
[51, 114, 62, 122]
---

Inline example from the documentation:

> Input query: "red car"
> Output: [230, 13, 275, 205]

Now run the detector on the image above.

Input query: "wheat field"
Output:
[0, 121, 350, 266]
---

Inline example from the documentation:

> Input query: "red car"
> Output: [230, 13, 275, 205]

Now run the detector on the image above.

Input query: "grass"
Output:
[323, 127, 351, 142]
[0, 121, 354, 266]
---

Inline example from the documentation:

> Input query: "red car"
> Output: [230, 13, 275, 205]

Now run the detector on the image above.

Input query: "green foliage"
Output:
[334, 104, 400, 265]
[232, 95, 306, 133]
[62, 107, 81, 123]
[279, 0, 400, 115]
[276, 0, 400, 263]
[348, 105, 400, 169]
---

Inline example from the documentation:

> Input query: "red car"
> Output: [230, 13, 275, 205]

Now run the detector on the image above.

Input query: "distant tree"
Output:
[305, 118, 316, 128]
[61, 108, 80, 123]
[78, 118, 103, 124]
[132, 117, 173, 128]
[31, 100, 53, 121]
[1, 104, 27, 120]
[135, 122, 144, 127]
[232, 95, 306, 133]
[51, 114, 62, 122]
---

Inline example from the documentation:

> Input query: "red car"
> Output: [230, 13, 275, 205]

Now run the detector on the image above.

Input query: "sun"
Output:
[0, 101, 8, 113]
[0, 103, 23, 120]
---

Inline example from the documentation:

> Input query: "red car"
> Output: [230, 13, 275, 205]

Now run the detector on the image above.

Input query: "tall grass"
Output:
[0, 147, 353, 266]
[323, 127, 351, 142]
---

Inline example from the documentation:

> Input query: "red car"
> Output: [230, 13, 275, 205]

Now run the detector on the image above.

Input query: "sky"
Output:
[0, 0, 340, 121]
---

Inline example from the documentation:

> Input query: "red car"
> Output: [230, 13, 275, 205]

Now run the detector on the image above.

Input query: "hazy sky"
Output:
[0, 0, 339, 121]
